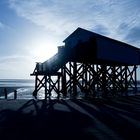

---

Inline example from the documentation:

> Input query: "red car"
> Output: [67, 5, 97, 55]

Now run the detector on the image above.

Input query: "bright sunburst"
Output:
[31, 39, 58, 62]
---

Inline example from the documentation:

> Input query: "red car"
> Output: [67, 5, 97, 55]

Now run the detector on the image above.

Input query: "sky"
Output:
[0, 0, 140, 79]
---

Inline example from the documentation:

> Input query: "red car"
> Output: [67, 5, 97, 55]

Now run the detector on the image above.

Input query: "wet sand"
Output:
[0, 96, 140, 140]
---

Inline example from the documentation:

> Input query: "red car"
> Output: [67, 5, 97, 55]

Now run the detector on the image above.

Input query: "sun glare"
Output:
[31, 39, 58, 62]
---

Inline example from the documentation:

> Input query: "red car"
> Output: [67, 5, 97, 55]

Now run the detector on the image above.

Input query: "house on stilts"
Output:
[31, 27, 140, 99]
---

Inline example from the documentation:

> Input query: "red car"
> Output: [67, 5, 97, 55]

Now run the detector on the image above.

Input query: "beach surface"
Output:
[0, 96, 140, 140]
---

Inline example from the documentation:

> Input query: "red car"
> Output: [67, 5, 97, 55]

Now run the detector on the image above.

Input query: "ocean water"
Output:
[0, 79, 59, 99]
[0, 79, 34, 87]
[0, 79, 35, 99]
[0, 79, 140, 99]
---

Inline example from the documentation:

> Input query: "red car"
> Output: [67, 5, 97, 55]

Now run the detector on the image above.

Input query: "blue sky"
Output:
[0, 0, 140, 79]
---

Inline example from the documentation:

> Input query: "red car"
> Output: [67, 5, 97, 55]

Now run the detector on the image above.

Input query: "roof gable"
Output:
[63, 27, 140, 65]
[63, 27, 139, 51]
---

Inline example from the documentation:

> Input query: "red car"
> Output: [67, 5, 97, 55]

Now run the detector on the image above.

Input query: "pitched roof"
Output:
[63, 27, 139, 51]
[63, 27, 140, 65]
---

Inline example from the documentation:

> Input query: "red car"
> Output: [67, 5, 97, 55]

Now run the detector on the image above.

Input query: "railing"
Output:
[35, 51, 68, 74]
[31, 46, 70, 75]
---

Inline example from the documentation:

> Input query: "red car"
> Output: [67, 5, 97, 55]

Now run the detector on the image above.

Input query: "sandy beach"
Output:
[0, 96, 140, 140]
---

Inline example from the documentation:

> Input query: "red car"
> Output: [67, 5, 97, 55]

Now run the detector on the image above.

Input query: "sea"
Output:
[0, 79, 60, 99]
[0, 79, 35, 99]
[0, 79, 140, 100]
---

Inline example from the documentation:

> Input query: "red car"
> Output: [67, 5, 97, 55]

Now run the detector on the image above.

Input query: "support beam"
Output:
[134, 65, 137, 93]
[32, 63, 138, 99]
[32, 74, 61, 99]
[73, 62, 77, 97]
[61, 66, 67, 97]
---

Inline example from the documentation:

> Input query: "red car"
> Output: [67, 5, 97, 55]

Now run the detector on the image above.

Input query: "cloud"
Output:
[123, 26, 140, 47]
[8, 0, 116, 36]
[8, 0, 140, 45]
[0, 21, 5, 29]
[8, 0, 140, 49]
[92, 24, 109, 35]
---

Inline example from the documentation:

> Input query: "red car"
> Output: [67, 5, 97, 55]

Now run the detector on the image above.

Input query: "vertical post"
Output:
[88, 65, 90, 83]
[48, 76, 51, 99]
[84, 64, 88, 98]
[81, 64, 84, 89]
[102, 65, 107, 98]
[96, 65, 100, 92]
[69, 62, 72, 95]
[4, 88, 7, 99]
[57, 75, 60, 99]
[73, 62, 77, 98]
[35, 75, 38, 93]
[125, 66, 128, 94]
[33, 75, 38, 99]
[92, 64, 96, 97]
[45, 76, 47, 99]
[14, 90, 17, 99]
[62, 65, 67, 97]
[112, 66, 116, 96]
[134, 65, 137, 93]
[120, 66, 123, 93]
[88, 64, 91, 95]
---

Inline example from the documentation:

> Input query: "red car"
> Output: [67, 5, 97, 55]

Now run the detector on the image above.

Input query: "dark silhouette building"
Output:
[31, 27, 140, 99]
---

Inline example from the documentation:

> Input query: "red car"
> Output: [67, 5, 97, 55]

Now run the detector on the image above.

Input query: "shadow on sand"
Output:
[0, 96, 140, 140]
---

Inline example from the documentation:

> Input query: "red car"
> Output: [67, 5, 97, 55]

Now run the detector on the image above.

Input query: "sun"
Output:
[31, 39, 58, 62]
